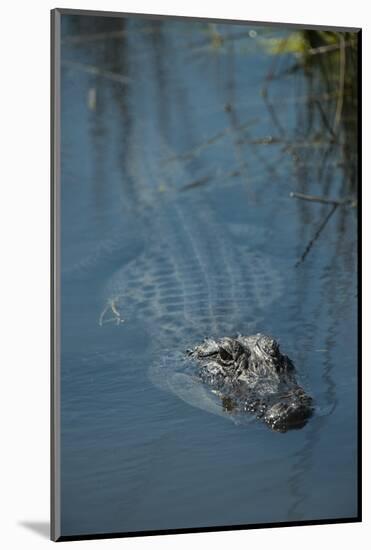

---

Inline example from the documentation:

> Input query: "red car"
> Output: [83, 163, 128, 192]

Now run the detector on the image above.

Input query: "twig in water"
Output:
[314, 100, 337, 141]
[62, 60, 132, 85]
[291, 190, 357, 266]
[99, 299, 124, 326]
[261, 89, 287, 139]
[261, 36, 289, 140]
[180, 168, 241, 192]
[290, 191, 356, 206]
[307, 39, 356, 57]
[163, 120, 257, 165]
[295, 203, 338, 267]
[180, 175, 213, 192]
[260, 39, 306, 168]
[333, 34, 346, 134]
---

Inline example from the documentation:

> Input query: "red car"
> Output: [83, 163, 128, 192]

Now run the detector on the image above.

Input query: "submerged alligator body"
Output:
[99, 130, 313, 432]
[188, 333, 314, 432]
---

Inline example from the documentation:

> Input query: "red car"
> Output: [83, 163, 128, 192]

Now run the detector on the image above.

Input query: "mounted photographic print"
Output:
[51, 8, 361, 541]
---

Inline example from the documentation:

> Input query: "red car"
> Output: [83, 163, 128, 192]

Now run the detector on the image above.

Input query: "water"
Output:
[60, 15, 358, 536]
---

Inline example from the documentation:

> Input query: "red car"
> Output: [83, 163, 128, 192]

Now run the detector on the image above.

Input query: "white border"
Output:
[1, 1, 368, 548]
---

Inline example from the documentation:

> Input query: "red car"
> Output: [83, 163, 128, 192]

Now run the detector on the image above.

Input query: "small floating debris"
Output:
[87, 87, 96, 111]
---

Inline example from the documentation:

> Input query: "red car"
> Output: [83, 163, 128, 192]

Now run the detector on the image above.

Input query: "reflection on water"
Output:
[60, 14, 358, 536]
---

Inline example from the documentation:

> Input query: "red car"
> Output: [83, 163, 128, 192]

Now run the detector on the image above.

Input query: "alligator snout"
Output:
[264, 394, 314, 432]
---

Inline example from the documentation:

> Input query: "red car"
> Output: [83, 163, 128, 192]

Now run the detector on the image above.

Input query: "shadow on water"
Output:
[60, 15, 358, 534]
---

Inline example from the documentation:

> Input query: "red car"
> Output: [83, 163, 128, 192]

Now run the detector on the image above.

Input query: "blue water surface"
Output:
[60, 15, 358, 536]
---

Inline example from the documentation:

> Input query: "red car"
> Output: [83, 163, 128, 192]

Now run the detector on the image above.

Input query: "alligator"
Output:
[100, 188, 314, 432]
[188, 333, 314, 432]
[99, 128, 313, 432]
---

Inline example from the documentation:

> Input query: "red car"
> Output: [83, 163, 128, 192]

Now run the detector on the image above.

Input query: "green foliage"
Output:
[258, 32, 309, 56]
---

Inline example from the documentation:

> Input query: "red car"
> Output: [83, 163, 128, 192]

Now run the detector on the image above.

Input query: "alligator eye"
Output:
[219, 347, 233, 362]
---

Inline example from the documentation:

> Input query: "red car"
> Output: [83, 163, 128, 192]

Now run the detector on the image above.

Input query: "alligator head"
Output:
[188, 333, 313, 432]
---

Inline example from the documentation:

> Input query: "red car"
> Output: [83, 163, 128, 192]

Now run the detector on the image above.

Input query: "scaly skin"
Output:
[188, 333, 314, 432]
